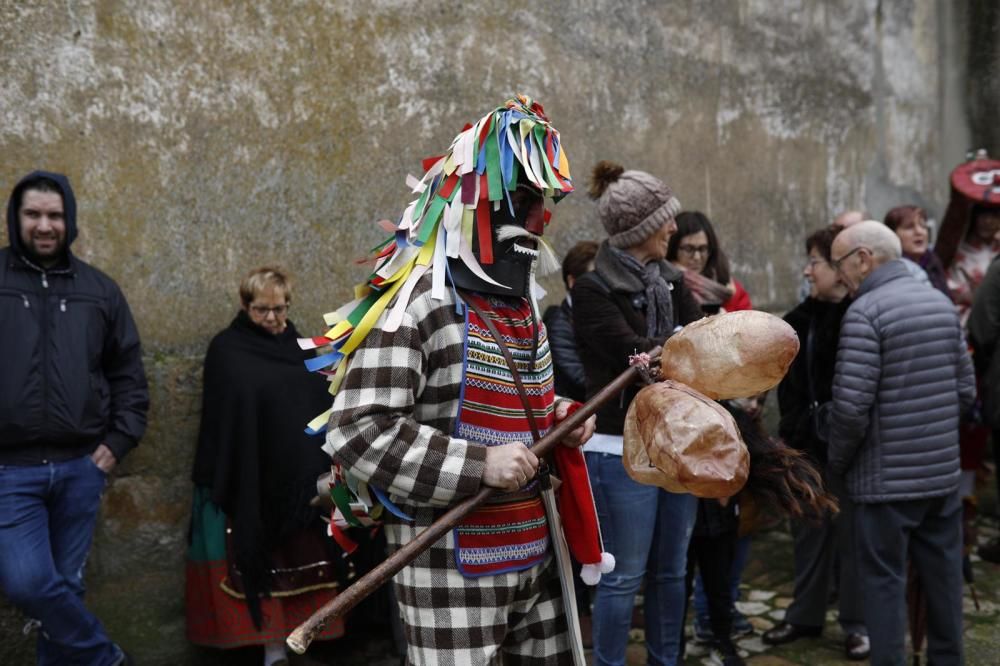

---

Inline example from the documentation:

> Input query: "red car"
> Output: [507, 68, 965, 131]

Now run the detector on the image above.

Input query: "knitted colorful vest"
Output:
[453, 293, 555, 577]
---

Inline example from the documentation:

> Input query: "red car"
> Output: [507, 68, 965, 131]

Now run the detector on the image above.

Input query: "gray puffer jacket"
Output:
[829, 260, 975, 503]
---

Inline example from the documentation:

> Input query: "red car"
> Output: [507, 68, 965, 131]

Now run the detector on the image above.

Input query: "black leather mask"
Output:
[447, 185, 545, 298]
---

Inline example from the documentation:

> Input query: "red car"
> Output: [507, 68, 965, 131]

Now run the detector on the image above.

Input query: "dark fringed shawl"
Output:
[191, 311, 333, 628]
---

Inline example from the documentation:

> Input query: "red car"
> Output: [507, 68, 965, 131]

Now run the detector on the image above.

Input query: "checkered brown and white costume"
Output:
[324, 275, 572, 665]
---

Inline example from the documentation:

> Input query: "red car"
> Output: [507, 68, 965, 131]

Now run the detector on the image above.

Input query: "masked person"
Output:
[312, 97, 599, 665]
[932, 153, 1000, 591]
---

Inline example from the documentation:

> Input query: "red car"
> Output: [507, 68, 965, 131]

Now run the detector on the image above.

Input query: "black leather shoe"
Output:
[761, 621, 822, 645]
[980, 537, 1000, 564]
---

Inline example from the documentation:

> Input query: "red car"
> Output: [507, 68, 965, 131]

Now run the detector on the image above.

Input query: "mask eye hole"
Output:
[510, 185, 543, 220]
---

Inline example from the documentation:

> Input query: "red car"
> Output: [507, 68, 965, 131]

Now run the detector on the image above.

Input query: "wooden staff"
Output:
[287, 355, 657, 654]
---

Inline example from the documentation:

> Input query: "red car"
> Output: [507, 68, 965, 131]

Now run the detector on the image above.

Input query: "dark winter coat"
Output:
[543, 298, 587, 402]
[572, 242, 701, 436]
[829, 260, 976, 502]
[0, 171, 148, 464]
[968, 256, 1000, 428]
[777, 297, 849, 464]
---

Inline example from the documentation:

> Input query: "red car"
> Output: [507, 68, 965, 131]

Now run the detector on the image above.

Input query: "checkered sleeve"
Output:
[323, 281, 488, 507]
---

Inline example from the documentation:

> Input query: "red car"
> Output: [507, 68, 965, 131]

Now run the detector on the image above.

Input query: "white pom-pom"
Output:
[580, 563, 602, 586]
[580, 553, 616, 585]
[599, 552, 616, 574]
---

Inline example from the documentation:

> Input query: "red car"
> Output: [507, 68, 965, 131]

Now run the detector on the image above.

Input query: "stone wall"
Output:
[968, 0, 1000, 155]
[0, 1, 992, 663]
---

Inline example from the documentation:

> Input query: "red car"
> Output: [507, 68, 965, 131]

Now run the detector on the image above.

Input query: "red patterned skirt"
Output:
[185, 487, 345, 648]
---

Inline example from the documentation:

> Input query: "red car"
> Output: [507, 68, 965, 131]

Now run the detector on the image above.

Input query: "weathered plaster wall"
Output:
[0, 1, 990, 663]
[968, 0, 1000, 156]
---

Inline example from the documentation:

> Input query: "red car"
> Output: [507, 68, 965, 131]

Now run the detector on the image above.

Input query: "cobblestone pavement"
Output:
[676, 515, 1000, 666]
[177, 485, 1000, 665]
[267, 518, 1000, 666]
[304, 513, 1000, 666]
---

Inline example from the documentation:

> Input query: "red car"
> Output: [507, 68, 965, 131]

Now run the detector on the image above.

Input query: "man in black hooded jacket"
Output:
[0, 171, 147, 665]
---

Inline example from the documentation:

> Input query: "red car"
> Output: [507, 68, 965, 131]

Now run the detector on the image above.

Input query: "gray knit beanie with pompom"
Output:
[589, 161, 681, 249]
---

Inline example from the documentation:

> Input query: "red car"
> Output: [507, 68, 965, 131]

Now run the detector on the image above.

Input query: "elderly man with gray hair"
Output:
[826, 221, 975, 665]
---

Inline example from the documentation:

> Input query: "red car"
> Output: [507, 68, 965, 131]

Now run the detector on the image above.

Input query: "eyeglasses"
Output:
[805, 257, 828, 269]
[830, 246, 867, 272]
[250, 304, 289, 317]
[677, 244, 710, 257]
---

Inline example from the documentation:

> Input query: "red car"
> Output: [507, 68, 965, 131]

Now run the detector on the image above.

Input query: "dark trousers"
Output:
[785, 474, 865, 633]
[853, 491, 964, 666]
[995, 429, 1000, 502]
[684, 530, 737, 649]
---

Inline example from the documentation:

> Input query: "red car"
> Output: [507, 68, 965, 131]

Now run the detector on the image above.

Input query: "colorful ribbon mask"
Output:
[300, 95, 574, 435]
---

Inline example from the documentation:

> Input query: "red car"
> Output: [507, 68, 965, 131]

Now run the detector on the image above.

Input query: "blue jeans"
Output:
[586, 452, 697, 666]
[0, 455, 120, 665]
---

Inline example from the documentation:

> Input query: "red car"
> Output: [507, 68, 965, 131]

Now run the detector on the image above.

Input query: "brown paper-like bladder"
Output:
[660, 310, 799, 400]
[623, 380, 749, 498]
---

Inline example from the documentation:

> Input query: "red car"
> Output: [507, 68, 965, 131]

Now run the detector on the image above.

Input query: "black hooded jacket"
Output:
[0, 171, 148, 464]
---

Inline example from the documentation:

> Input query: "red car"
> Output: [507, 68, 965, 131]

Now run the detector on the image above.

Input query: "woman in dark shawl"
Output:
[185, 266, 347, 665]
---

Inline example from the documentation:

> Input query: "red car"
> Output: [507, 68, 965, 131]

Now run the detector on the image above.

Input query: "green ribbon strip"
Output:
[330, 482, 363, 528]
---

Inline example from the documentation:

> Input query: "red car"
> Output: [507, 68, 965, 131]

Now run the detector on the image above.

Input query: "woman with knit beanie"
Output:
[571, 162, 704, 666]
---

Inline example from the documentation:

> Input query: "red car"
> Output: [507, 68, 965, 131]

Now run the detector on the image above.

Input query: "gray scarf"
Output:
[597, 242, 675, 338]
